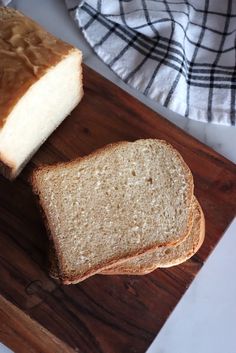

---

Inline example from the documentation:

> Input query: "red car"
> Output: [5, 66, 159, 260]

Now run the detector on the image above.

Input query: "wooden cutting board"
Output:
[0, 65, 235, 353]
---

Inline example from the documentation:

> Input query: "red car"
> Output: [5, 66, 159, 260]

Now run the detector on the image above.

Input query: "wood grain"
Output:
[0, 65, 235, 353]
[0, 295, 74, 353]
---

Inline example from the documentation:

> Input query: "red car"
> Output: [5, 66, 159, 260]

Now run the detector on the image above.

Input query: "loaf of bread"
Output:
[32, 139, 194, 284]
[101, 198, 205, 275]
[0, 8, 83, 179]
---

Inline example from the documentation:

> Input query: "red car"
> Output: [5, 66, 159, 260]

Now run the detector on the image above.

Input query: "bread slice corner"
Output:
[101, 197, 205, 275]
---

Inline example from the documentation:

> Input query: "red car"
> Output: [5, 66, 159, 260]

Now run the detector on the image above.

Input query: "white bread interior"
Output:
[0, 8, 83, 179]
[0, 49, 83, 179]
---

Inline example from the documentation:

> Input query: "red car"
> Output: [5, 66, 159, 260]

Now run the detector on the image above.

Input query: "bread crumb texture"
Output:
[33, 139, 193, 281]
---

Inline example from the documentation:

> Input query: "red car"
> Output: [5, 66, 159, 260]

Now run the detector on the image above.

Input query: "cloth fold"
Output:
[66, 0, 236, 126]
[0, 0, 12, 5]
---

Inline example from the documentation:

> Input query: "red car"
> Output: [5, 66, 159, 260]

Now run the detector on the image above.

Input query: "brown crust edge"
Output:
[31, 139, 194, 284]
[160, 198, 205, 268]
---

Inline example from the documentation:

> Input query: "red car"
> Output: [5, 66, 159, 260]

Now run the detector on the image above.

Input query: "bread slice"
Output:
[49, 198, 204, 278]
[32, 139, 194, 284]
[101, 197, 204, 275]
[0, 8, 83, 179]
[48, 203, 193, 279]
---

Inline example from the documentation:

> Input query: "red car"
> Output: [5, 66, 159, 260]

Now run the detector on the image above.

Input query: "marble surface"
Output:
[1, 1, 236, 353]
[0, 345, 12, 353]
[147, 219, 236, 353]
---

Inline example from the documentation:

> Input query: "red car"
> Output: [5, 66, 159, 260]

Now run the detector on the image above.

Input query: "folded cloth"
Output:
[0, 0, 11, 5]
[65, 0, 236, 126]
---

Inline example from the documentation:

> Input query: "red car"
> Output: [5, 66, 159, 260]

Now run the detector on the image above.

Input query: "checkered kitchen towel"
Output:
[65, 0, 236, 126]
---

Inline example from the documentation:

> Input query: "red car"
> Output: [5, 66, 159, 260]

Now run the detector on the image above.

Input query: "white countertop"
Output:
[1, 1, 236, 353]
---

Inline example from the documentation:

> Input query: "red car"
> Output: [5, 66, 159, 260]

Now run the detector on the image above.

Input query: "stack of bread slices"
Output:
[32, 139, 205, 284]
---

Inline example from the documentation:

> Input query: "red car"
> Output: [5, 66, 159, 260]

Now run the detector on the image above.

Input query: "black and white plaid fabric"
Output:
[65, 0, 236, 126]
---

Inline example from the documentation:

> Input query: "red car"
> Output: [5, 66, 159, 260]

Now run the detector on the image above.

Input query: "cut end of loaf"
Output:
[0, 7, 83, 179]
[0, 49, 83, 179]
[32, 139, 194, 284]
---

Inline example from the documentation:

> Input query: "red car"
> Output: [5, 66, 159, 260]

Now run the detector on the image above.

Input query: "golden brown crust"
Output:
[99, 268, 157, 276]
[0, 8, 79, 127]
[31, 139, 194, 284]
